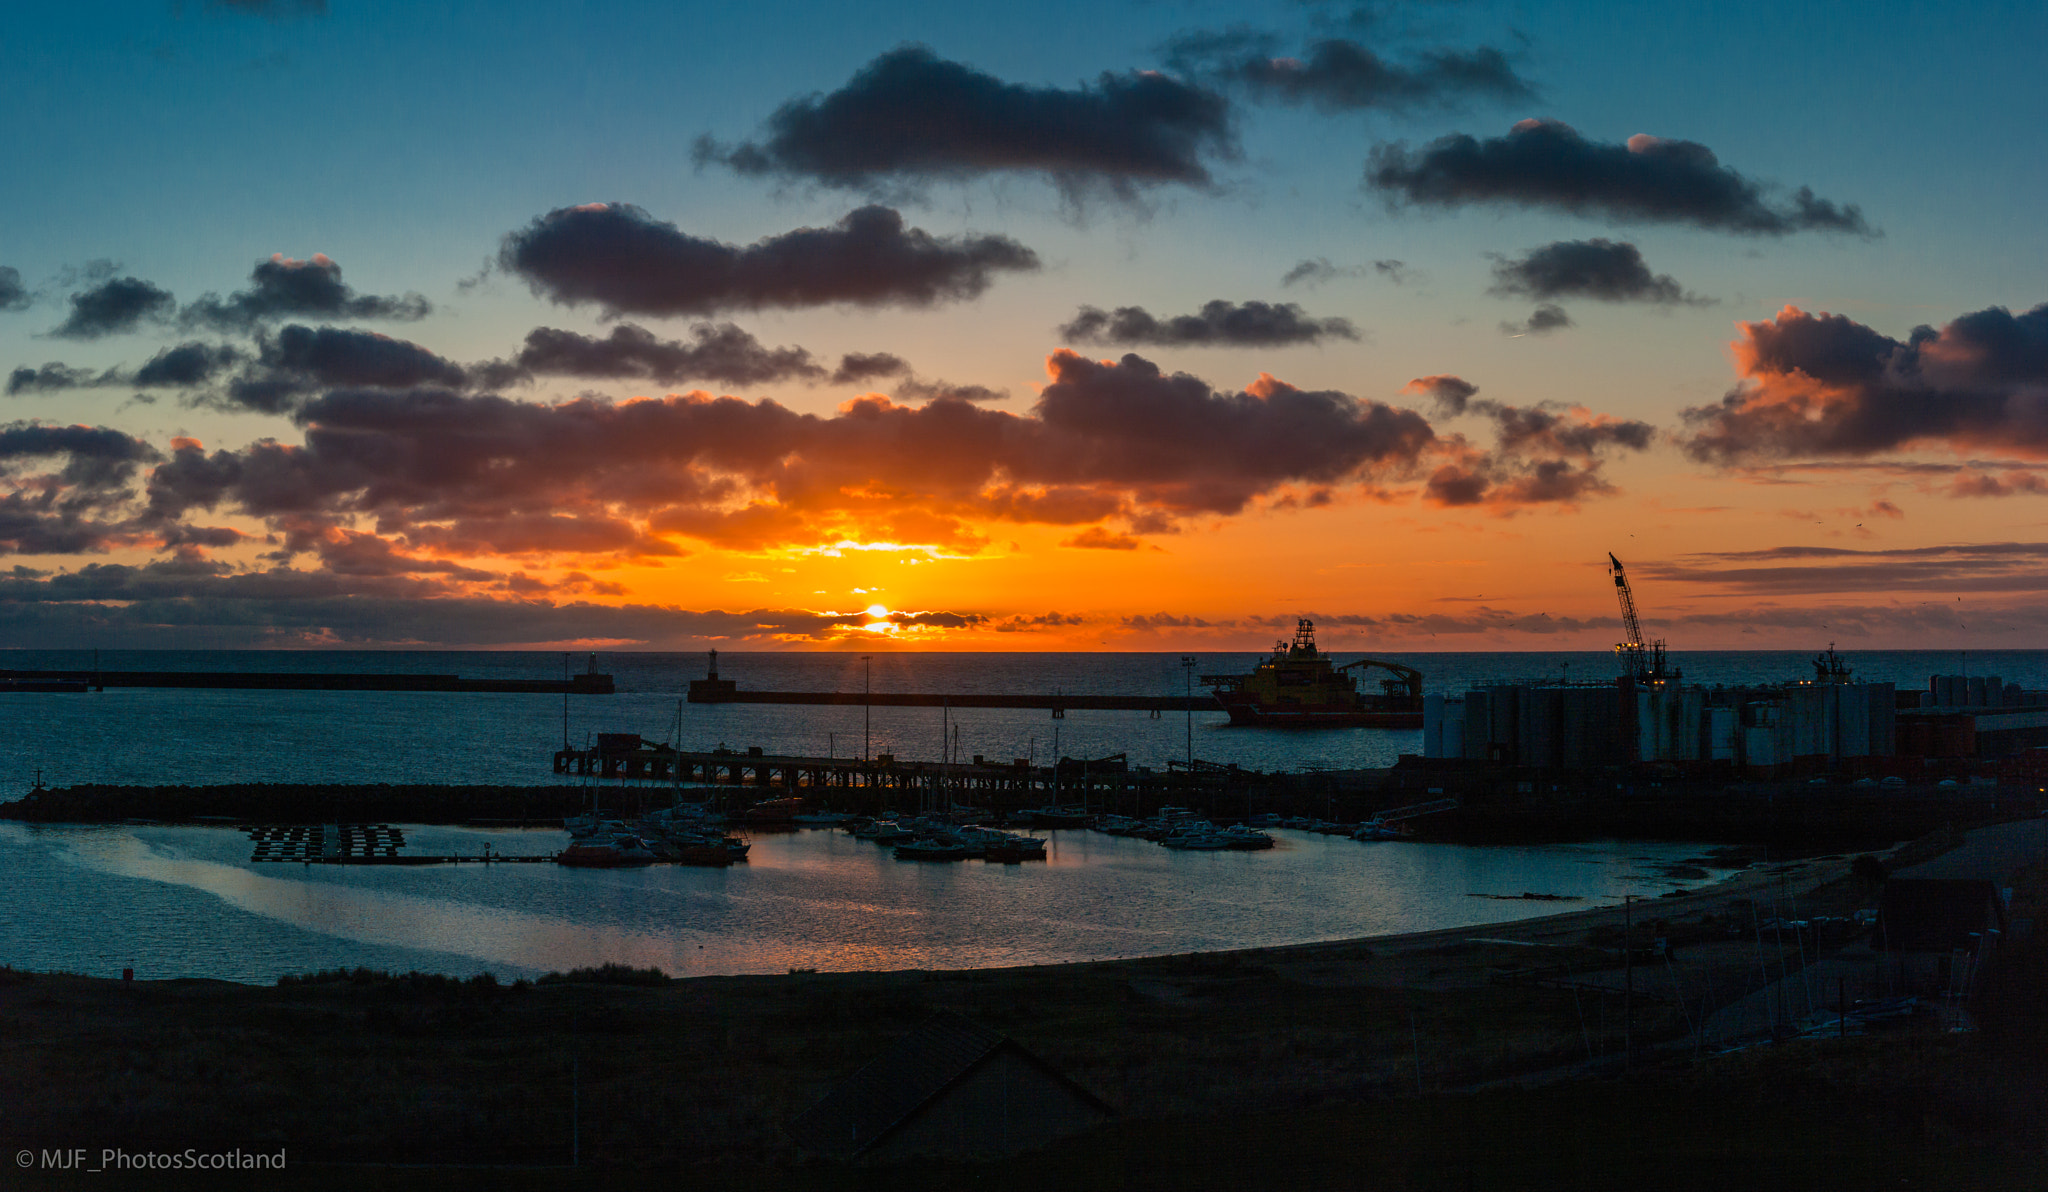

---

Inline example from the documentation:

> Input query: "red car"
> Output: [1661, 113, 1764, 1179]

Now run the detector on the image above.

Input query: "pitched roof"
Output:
[786, 1010, 1106, 1159]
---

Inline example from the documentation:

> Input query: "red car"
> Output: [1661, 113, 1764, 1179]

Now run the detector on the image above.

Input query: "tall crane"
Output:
[1608, 553, 1675, 685]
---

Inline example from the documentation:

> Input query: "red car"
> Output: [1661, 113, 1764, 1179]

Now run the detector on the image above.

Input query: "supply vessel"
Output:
[1201, 619, 1423, 728]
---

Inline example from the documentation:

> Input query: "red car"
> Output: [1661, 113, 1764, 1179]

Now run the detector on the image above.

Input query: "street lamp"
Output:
[1181, 655, 1196, 769]
[861, 655, 872, 763]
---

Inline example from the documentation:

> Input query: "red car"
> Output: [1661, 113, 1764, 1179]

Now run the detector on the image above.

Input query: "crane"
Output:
[1608, 553, 1676, 685]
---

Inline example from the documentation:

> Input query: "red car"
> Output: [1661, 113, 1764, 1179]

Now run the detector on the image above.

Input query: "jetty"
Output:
[686, 653, 1209, 714]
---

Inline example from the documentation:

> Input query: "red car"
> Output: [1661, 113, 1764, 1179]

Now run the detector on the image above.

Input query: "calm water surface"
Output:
[0, 821, 1744, 982]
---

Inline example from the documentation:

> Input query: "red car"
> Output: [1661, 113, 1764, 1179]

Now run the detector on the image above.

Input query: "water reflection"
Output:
[0, 822, 1742, 983]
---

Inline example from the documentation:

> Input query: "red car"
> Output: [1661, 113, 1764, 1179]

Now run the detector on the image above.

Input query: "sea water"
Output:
[0, 648, 2026, 981]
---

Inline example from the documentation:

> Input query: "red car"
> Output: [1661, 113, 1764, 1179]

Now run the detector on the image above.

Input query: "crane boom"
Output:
[1610, 552, 1645, 649]
[1607, 553, 1674, 684]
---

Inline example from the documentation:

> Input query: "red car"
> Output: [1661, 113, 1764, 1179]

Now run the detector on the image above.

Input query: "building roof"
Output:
[786, 1010, 1109, 1159]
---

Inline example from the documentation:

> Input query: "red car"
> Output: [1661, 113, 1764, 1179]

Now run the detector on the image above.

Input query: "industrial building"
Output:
[1424, 677, 1898, 775]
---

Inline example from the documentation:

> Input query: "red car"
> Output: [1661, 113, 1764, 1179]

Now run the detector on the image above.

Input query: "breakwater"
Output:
[0, 668, 614, 694]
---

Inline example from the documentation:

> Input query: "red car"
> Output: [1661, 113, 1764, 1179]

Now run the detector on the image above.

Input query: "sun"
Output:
[864, 603, 889, 619]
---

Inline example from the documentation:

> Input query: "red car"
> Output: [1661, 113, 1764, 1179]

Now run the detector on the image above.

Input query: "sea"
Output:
[0, 647, 2035, 983]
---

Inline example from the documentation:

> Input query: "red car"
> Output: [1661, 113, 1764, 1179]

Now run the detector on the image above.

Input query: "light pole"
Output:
[861, 655, 872, 763]
[1181, 655, 1196, 769]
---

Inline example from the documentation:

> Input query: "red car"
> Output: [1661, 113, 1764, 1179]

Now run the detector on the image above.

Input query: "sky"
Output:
[2, 0, 2045, 653]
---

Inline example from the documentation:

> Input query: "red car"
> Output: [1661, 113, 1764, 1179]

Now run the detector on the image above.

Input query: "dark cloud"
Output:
[0, 422, 162, 491]
[1401, 374, 1477, 416]
[0, 267, 27, 311]
[695, 45, 1234, 199]
[51, 277, 176, 339]
[831, 352, 911, 386]
[1374, 259, 1410, 283]
[0, 422, 161, 556]
[499, 203, 1039, 318]
[181, 254, 428, 332]
[1416, 385, 1655, 510]
[1188, 37, 1536, 112]
[7, 364, 112, 396]
[1502, 304, 1573, 335]
[1058, 300, 1358, 347]
[895, 377, 1008, 404]
[135, 351, 1440, 562]
[1681, 302, 2048, 462]
[1489, 239, 1703, 304]
[134, 342, 245, 387]
[202, 326, 468, 415]
[498, 323, 825, 388]
[1369, 120, 1873, 235]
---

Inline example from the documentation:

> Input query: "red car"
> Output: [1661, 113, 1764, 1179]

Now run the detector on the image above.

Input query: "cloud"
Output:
[1122, 612, 1214, 630]
[1374, 259, 1410, 284]
[499, 203, 1039, 318]
[1061, 526, 1145, 550]
[895, 377, 1009, 404]
[0, 422, 163, 556]
[0, 267, 27, 311]
[134, 342, 246, 388]
[1281, 258, 1349, 288]
[202, 326, 469, 415]
[1058, 299, 1359, 347]
[993, 611, 1087, 633]
[133, 350, 1441, 567]
[7, 364, 114, 396]
[181, 254, 429, 332]
[694, 44, 1234, 199]
[1501, 304, 1573, 336]
[1489, 239, 1705, 304]
[0, 559, 951, 647]
[830, 352, 911, 385]
[50, 277, 176, 339]
[1402, 374, 1477, 416]
[1642, 541, 2048, 597]
[1681, 302, 2048, 461]
[1419, 385, 1655, 510]
[495, 323, 827, 388]
[1180, 36, 1536, 112]
[1368, 120, 1873, 235]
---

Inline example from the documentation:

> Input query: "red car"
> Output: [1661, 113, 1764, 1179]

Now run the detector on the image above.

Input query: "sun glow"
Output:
[864, 603, 889, 618]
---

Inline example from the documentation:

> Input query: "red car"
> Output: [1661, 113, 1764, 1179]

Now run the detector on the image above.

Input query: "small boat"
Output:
[894, 837, 979, 861]
[557, 835, 658, 868]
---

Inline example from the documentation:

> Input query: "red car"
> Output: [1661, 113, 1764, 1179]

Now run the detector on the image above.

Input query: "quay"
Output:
[0, 668, 614, 694]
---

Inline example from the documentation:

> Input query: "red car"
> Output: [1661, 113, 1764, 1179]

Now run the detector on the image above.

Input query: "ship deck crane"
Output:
[1608, 553, 1676, 685]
